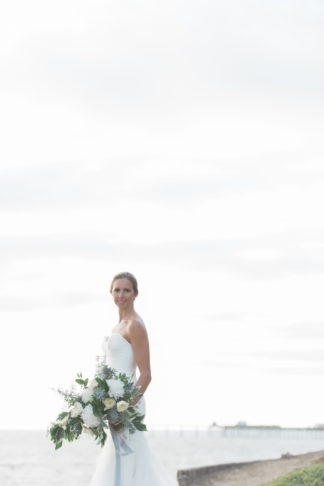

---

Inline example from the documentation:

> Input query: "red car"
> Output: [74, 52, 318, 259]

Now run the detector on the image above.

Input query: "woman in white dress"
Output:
[90, 271, 178, 486]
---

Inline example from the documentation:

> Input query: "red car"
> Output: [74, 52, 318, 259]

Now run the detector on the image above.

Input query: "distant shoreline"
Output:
[0, 425, 324, 431]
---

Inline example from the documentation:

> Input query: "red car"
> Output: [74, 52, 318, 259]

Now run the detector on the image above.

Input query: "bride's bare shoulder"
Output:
[128, 315, 147, 337]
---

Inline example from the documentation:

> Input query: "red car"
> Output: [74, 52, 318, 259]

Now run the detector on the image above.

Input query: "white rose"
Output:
[116, 400, 129, 412]
[103, 397, 116, 410]
[70, 402, 83, 418]
[81, 404, 100, 428]
[81, 387, 94, 404]
[106, 378, 125, 399]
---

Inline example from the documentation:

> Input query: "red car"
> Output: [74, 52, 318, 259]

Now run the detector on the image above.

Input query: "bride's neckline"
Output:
[111, 332, 132, 346]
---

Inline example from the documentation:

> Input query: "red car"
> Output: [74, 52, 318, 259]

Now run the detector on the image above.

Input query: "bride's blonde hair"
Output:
[110, 272, 138, 296]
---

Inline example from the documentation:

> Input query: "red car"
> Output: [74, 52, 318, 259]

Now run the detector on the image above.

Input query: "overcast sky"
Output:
[0, 0, 323, 430]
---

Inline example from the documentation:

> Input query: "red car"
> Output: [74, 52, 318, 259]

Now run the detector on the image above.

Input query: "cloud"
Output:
[0, 293, 105, 311]
[1, 155, 323, 210]
[1, 230, 324, 279]
[0, 159, 147, 209]
[198, 359, 324, 376]
[263, 365, 324, 375]
[130, 160, 324, 208]
[280, 322, 324, 340]
[203, 312, 245, 322]
[1, 1, 323, 171]
[2, 0, 323, 108]
[236, 348, 324, 362]
[198, 346, 324, 375]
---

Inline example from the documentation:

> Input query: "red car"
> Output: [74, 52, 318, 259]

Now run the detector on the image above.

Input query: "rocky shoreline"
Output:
[177, 449, 324, 486]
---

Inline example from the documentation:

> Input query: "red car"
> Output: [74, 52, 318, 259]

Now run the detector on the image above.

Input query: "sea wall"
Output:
[177, 458, 264, 485]
[176, 449, 324, 486]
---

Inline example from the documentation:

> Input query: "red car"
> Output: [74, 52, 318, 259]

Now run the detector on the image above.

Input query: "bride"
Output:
[90, 271, 178, 486]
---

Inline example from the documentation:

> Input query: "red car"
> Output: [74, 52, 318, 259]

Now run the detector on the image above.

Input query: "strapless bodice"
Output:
[102, 333, 137, 379]
[101, 333, 146, 416]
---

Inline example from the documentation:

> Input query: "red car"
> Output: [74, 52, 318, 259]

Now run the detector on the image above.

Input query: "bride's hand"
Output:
[109, 419, 121, 426]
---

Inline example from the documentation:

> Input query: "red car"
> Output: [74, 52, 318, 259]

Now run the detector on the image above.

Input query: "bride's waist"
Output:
[113, 368, 137, 379]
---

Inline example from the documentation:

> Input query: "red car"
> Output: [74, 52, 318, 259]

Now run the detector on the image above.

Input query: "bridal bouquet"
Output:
[47, 356, 146, 449]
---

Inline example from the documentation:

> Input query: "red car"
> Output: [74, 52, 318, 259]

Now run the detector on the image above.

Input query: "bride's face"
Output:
[111, 278, 136, 308]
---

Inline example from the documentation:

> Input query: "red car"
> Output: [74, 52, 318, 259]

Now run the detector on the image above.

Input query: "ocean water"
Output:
[1, 429, 324, 485]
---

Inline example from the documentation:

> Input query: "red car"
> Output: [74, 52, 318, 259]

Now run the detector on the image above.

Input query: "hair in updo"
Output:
[110, 272, 138, 296]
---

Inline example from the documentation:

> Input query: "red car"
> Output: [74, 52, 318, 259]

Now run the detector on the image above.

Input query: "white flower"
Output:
[106, 378, 125, 398]
[103, 397, 116, 410]
[70, 402, 83, 418]
[116, 400, 129, 412]
[89, 379, 98, 390]
[81, 404, 100, 428]
[81, 387, 94, 404]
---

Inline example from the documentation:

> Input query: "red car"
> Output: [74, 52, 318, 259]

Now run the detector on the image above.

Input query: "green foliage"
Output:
[46, 423, 65, 450]
[95, 356, 114, 380]
[263, 463, 324, 486]
[133, 414, 147, 431]
[48, 355, 147, 450]
[95, 428, 107, 446]
[133, 422, 147, 432]
[91, 398, 105, 416]
[46, 413, 84, 449]
[58, 411, 69, 420]
[75, 372, 88, 387]
[95, 376, 108, 389]
[93, 388, 106, 400]
[107, 408, 120, 423]
[53, 387, 81, 407]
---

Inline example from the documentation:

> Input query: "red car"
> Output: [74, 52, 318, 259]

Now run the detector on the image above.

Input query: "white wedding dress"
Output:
[89, 333, 178, 486]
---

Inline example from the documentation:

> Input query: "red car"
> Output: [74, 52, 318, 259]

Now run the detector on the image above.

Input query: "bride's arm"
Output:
[128, 321, 152, 406]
